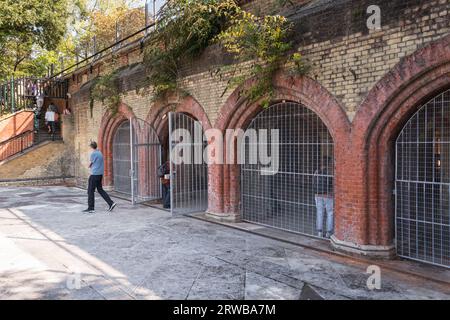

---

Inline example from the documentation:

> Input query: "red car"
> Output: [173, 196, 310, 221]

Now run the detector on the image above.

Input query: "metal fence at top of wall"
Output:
[0, 77, 69, 116]
[49, 1, 164, 81]
[48, 0, 255, 81]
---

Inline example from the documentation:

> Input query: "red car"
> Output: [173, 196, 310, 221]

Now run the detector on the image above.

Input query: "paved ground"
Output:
[0, 186, 448, 300]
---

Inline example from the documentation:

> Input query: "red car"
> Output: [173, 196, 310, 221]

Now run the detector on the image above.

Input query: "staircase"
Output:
[33, 111, 63, 144]
[0, 76, 67, 162]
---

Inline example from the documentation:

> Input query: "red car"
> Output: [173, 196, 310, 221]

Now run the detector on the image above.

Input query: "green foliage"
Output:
[90, 70, 121, 117]
[142, 0, 309, 106]
[289, 52, 311, 76]
[143, 0, 240, 100]
[0, 0, 75, 80]
[217, 12, 294, 107]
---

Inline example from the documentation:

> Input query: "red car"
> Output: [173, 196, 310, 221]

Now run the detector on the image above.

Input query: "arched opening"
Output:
[168, 111, 208, 215]
[131, 117, 162, 204]
[395, 88, 450, 267]
[112, 120, 132, 195]
[241, 101, 335, 238]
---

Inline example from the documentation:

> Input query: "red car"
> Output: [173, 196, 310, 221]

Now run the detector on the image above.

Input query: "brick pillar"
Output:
[206, 162, 240, 221]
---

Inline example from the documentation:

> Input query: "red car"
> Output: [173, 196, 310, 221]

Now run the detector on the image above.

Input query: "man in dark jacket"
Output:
[313, 157, 334, 238]
[158, 160, 171, 209]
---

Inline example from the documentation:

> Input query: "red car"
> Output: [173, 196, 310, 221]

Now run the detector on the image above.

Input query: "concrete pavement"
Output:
[0, 186, 448, 300]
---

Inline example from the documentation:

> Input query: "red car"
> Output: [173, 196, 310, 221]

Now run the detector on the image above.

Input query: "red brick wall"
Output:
[66, 0, 450, 256]
[77, 34, 450, 252]
[0, 110, 34, 141]
[0, 111, 34, 161]
[98, 103, 135, 187]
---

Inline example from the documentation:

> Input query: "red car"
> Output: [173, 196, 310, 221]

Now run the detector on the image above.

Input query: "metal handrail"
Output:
[0, 130, 34, 162]
[49, 19, 159, 81]
[0, 130, 33, 145]
[0, 77, 68, 116]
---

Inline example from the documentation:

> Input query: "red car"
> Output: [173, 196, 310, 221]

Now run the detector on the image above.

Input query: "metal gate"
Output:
[395, 89, 450, 268]
[169, 112, 208, 215]
[113, 120, 132, 195]
[130, 117, 162, 204]
[241, 102, 334, 237]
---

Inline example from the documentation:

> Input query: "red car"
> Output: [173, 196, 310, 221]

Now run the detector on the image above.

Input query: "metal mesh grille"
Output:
[241, 102, 334, 237]
[113, 120, 131, 195]
[396, 89, 450, 268]
[131, 117, 162, 204]
[169, 112, 208, 215]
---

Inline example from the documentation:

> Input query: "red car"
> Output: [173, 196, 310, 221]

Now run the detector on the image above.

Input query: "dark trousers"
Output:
[88, 175, 113, 210]
[48, 121, 56, 134]
[162, 183, 170, 208]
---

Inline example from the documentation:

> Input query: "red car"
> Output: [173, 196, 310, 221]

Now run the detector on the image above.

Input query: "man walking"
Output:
[44, 106, 56, 137]
[83, 141, 117, 214]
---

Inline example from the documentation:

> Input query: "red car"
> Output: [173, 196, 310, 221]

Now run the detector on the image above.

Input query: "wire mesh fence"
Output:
[241, 102, 334, 238]
[169, 112, 208, 215]
[113, 120, 133, 195]
[396, 88, 450, 268]
[131, 117, 162, 204]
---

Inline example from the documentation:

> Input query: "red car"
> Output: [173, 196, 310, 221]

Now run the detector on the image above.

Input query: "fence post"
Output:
[75, 47, 79, 64]
[10, 77, 15, 114]
[60, 57, 64, 78]
[145, 1, 149, 35]
[153, 0, 157, 27]
[115, 21, 120, 51]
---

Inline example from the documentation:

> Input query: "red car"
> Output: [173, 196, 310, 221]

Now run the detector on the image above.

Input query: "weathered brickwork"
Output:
[63, 0, 450, 259]
[0, 114, 76, 184]
[0, 141, 73, 181]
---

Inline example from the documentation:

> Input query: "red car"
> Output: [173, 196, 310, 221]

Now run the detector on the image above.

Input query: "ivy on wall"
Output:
[90, 69, 121, 117]
[142, 0, 240, 100]
[91, 0, 309, 113]
[217, 12, 308, 107]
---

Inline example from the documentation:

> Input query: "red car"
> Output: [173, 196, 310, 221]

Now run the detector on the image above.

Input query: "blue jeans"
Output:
[315, 196, 334, 233]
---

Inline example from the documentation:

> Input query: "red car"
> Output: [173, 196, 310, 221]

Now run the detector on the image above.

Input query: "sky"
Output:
[87, 0, 166, 15]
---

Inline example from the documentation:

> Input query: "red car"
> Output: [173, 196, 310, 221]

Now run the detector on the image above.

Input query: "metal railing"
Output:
[0, 130, 34, 162]
[48, 0, 253, 81]
[0, 77, 68, 116]
[49, 2, 164, 81]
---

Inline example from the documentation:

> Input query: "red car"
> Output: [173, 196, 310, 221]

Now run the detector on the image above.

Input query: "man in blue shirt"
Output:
[83, 141, 117, 213]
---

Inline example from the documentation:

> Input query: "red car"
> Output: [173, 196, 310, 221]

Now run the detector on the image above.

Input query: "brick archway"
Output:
[341, 34, 450, 253]
[147, 94, 211, 140]
[98, 103, 136, 187]
[145, 93, 212, 162]
[210, 73, 350, 221]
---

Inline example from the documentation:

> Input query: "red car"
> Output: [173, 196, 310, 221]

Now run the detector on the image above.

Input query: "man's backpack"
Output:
[157, 162, 168, 178]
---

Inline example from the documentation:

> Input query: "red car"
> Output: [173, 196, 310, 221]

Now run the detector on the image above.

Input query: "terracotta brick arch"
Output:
[97, 103, 136, 187]
[343, 34, 450, 251]
[146, 94, 211, 139]
[145, 93, 212, 161]
[209, 72, 350, 220]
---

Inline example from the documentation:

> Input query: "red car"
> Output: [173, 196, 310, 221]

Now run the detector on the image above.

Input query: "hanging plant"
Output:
[217, 12, 309, 108]
[90, 69, 121, 116]
[142, 0, 240, 100]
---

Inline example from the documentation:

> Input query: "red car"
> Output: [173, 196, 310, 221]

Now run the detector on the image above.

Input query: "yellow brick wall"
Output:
[67, 0, 450, 184]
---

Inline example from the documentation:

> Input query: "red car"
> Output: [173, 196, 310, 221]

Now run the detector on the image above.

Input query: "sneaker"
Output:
[108, 203, 117, 212]
[325, 232, 332, 239]
[317, 231, 323, 238]
[82, 208, 95, 214]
